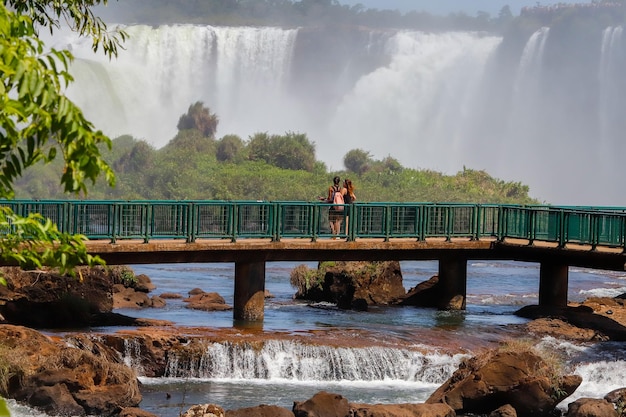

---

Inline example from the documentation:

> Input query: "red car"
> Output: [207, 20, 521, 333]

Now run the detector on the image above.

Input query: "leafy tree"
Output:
[270, 132, 316, 171]
[0, 1, 124, 276]
[246, 132, 316, 171]
[370, 156, 404, 174]
[343, 149, 372, 175]
[163, 129, 216, 156]
[247, 132, 273, 163]
[112, 138, 155, 174]
[177, 101, 219, 138]
[216, 135, 245, 162]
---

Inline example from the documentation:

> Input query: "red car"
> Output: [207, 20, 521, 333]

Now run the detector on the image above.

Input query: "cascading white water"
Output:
[159, 340, 465, 383]
[122, 337, 146, 374]
[63, 25, 298, 145]
[495, 27, 551, 187]
[327, 31, 502, 174]
[55, 23, 626, 205]
[514, 27, 550, 94]
[599, 27, 623, 152]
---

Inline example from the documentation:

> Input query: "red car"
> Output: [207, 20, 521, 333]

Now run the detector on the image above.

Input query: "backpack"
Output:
[332, 186, 344, 211]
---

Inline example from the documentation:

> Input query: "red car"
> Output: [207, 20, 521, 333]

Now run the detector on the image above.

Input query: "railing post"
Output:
[622, 214, 626, 253]
[272, 202, 280, 242]
[384, 204, 391, 242]
[230, 202, 237, 243]
[558, 209, 566, 249]
[445, 206, 452, 242]
[527, 208, 534, 245]
[144, 202, 150, 243]
[473, 204, 480, 241]
[311, 203, 319, 242]
[187, 202, 195, 243]
[111, 202, 119, 243]
[417, 204, 425, 241]
[590, 213, 598, 251]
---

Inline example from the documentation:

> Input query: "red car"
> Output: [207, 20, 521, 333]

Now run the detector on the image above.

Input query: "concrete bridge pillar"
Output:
[539, 262, 569, 307]
[438, 257, 467, 310]
[234, 261, 266, 323]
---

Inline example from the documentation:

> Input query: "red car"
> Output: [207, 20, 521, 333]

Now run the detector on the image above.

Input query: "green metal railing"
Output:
[2, 200, 626, 250]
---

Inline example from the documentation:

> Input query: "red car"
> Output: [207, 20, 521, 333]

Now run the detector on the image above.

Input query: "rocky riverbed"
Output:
[0, 263, 625, 417]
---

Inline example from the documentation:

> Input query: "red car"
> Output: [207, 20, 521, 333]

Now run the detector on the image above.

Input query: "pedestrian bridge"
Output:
[3, 200, 626, 323]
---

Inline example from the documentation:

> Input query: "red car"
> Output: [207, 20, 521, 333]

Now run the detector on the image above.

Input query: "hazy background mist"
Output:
[55, 1, 626, 206]
[340, 0, 582, 15]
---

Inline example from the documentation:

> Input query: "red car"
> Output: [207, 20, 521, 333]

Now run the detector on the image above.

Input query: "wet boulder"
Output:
[1, 325, 141, 416]
[350, 402, 455, 417]
[426, 347, 581, 417]
[184, 290, 232, 311]
[291, 261, 405, 310]
[293, 391, 350, 417]
[566, 398, 618, 417]
[181, 404, 225, 417]
[227, 404, 294, 417]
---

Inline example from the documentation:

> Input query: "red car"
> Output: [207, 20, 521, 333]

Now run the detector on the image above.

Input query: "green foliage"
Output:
[107, 265, 138, 288]
[248, 132, 316, 171]
[0, 4, 115, 198]
[290, 264, 324, 293]
[0, 208, 104, 277]
[6, 0, 127, 58]
[12, 130, 539, 204]
[0, 397, 9, 417]
[177, 101, 219, 138]
[0, 1, 122, 277]
[344, 149, 373, 175]
[163, 129, 217, 157]
[216, 135, 245, 162]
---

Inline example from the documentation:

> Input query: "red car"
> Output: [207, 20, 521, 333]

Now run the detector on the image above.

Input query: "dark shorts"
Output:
[329, 208, 344, 221]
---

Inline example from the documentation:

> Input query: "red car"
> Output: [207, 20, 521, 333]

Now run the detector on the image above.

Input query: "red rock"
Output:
[426, 349, 581, 417]
[293, 391, 350, 417]
[1, 325, 141, 416]
[227, 404, 294, 417]
[350, 402, 455, 417]
[567, 398, 618, 417]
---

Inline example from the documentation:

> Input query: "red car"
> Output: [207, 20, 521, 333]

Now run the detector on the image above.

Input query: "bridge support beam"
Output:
[234, 261, 266, 323]
[438, 257, 467, 310]
[539, 262, 568, 307]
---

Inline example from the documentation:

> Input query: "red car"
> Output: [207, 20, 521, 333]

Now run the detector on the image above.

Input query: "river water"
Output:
[8, 260, 626, 416]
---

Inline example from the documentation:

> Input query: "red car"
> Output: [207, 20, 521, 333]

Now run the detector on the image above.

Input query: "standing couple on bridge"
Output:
[321, 176, 357, 239]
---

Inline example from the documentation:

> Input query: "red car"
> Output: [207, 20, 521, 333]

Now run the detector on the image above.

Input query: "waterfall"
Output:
[122, 337, 146, 374]
[499, 27, 551, 183]
[160, 340, 465, 383]
[52, 24, 626, 205]
[327, 31, 501, 173]
[514, 27, 550, 95]
[599, 27, 623, 151]
[64, 25, 298, 146]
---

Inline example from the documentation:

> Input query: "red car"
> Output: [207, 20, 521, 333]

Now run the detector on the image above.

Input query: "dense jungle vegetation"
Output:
[14, 103, 537, 204]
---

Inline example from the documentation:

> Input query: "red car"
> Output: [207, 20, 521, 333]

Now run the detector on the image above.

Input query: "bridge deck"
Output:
[84, 237, 626, 271]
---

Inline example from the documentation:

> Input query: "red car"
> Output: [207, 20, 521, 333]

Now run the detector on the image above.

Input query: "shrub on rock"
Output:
[290, 261, 405, 309]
